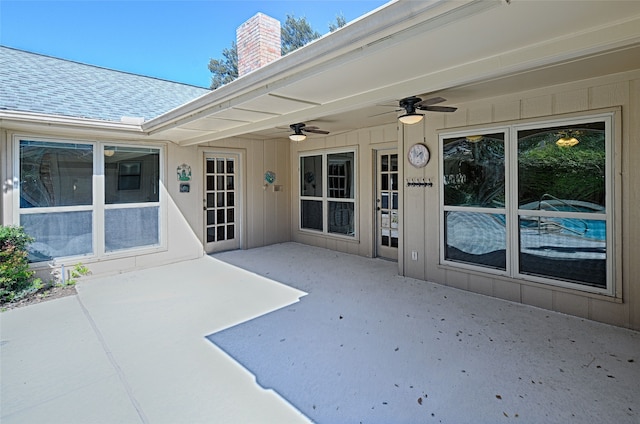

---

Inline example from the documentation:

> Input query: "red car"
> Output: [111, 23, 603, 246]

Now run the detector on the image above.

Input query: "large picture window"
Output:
[17, 138, 163, 262]
[441, 114, 613, 294]
[300, 150, 356, 237]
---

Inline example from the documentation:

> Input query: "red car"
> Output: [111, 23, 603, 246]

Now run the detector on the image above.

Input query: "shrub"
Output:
[0, 226, 41, 302]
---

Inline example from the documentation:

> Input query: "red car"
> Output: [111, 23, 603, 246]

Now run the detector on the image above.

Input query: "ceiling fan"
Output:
[397, 96, 457, 124]
[289, 123, 330, 141]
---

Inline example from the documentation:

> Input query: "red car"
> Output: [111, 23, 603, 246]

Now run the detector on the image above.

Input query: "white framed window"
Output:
[440, 112, 614, 295]
[15, 136, 164, 263]
[300, 149, 357, 237]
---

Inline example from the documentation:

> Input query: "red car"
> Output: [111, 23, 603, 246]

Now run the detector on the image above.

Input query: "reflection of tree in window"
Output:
[443, 133, 505, 207]
[518, 122, 605, 209]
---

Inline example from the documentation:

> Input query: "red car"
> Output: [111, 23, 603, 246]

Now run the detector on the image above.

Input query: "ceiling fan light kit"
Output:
[397, 96, 457, 124]
[289, 133, 307, 142]
[398, 113, 424, 125]
[289, 122, 330, 141]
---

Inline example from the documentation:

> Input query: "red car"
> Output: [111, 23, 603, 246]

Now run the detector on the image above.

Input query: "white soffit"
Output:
[235, 93, 319, 115]
[182, 116, 246, 132]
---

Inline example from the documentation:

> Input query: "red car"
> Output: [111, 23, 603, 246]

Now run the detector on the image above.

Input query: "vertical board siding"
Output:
[427, 72, 640, 329]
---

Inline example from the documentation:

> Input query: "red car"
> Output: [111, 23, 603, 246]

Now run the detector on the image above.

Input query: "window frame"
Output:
[13, 135, 166, 264]
[439, 112, 616, 296]
[299, 148, 358, 239]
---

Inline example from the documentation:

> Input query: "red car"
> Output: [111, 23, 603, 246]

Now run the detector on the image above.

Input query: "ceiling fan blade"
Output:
[421, 105, 457, 113]
[304, 128, 330, 134]
[415, 96, 447, 107]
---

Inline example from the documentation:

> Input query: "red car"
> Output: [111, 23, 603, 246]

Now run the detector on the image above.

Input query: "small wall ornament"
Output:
[264, 170, 276, 184]
[177, 164, 192, 181]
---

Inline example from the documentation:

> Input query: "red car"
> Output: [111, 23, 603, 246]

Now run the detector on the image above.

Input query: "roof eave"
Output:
[142, 0, 490, 135]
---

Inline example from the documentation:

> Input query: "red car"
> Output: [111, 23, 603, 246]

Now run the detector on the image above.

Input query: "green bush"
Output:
[0, 226, 41, 302]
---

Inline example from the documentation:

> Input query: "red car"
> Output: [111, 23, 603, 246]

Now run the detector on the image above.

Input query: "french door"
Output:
[204, 153, 241, 253]
[376, 149, 399, 260]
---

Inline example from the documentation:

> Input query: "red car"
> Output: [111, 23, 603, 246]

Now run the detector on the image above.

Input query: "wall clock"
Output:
[408, 143, 430, 168]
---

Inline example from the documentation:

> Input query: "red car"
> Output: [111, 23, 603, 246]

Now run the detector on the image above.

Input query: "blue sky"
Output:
[1, 0, 389, 88]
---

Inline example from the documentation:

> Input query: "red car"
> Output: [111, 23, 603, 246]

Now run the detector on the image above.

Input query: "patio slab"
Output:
[1, 255, 309, 424]
[210, 243, 640, 424]
[1, 242, 639, 424]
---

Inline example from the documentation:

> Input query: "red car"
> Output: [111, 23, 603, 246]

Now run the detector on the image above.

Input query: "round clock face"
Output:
[408, 143, 430, 168]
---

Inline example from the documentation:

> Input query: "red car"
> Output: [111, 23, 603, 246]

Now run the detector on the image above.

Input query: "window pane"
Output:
[301, 156, 322, 197]
[519, 217, 606, 288]
[518, 122, 606, 211]
[21, 211, 93, 261]
[390, 154, 398, 172]
[105, 147, 159, 204]
[105, 207, 159, 252]
[301, 200, 323, 231]
[444, 211, 506, 270]
[443, 133, 505, 207]
[328, 152, 354, 199]
[20, 140, 93, 208]
[329, 201, 354, 236]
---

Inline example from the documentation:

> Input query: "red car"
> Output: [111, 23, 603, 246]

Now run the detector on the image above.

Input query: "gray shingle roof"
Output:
[0, 46, 210, 123]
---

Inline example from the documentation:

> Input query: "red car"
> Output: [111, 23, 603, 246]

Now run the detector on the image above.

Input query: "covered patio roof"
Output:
[143, 0, 640, 145]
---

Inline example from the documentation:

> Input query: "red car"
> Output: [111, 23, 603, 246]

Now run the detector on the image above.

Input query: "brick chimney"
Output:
[236, 13, 281, 77]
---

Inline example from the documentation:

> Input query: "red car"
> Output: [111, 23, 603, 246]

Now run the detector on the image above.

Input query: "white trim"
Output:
[299, 147, 358, 240]
[12, 134, 166, 264]
[439, 112, 615, 296]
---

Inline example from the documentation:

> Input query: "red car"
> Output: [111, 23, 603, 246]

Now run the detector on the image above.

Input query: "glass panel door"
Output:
[376, 150, 399, 260]
[204, 153, 240, 253]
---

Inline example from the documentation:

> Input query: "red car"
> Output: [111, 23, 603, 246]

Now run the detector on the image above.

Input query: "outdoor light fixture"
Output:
[398, 113, 424, 125]
[104, 148, 115, 157]
[289, 133, 307, 142]
[556, 135, 579, 147]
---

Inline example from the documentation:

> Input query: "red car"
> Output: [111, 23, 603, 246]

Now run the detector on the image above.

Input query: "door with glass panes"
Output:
[204, 153, 240, 253]
[376, 149, 399, 260]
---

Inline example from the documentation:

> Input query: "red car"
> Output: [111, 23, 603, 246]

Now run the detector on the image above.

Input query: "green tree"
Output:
[281, 14, 321, 55]
[329, 13, 347, 32]
[208, 40, 238, 89]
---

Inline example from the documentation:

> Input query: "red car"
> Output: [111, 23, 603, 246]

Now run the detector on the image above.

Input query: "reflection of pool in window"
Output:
[519, 218, 606, 288]
[445, 211, 506, 270]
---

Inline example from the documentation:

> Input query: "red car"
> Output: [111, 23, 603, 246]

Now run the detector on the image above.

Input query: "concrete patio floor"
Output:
[1, 242, 639, 423]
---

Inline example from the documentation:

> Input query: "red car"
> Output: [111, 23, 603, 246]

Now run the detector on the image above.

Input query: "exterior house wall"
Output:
[0, 127, 291, 279]
[290, 123, 398, 258]
[193, 137, 291, 249]
[401, 70, 640, 330]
